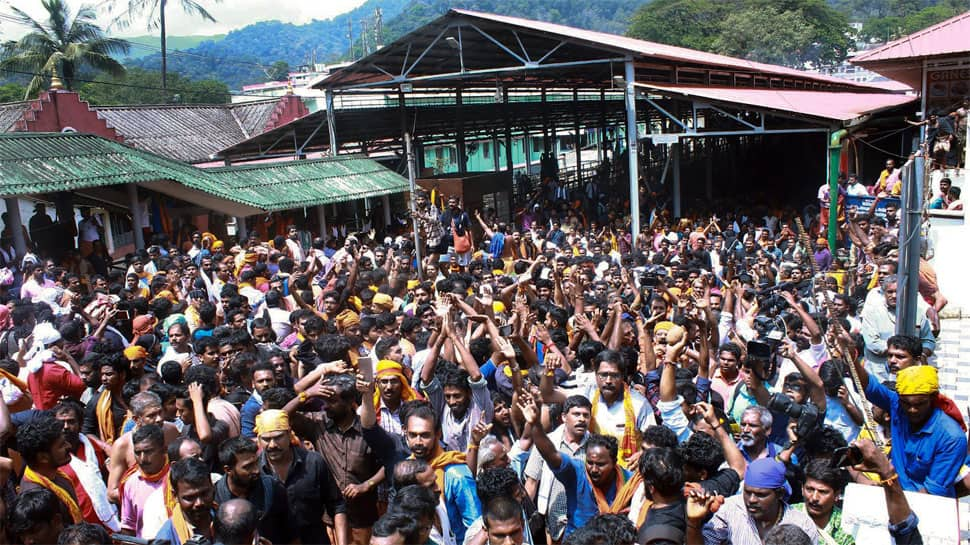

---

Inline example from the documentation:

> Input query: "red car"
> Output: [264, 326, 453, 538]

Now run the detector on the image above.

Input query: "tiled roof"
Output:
[0, 101, 29, 132]
[92, 99, 281, 163]
[852, 10, 970, 64]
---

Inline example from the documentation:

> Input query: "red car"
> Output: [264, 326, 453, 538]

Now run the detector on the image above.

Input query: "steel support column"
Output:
[3, 198, 25, 257]
[381, 194, 392, 227]
[325, 89, 338, 157]
[127, 184, 145, 250]
[896, 156, 924, 337]
[456, 87, 467, 174]
[504, 88, 513, 172]
[405, 132, 423, 279]
[705, 144, 713, 201]
[574, 89, 582, 185]
[672, 142, 681, 218]
[624, 60, 641, 236]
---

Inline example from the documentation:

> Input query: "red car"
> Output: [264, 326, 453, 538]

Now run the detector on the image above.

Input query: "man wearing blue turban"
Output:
[697, 458, 819, 544]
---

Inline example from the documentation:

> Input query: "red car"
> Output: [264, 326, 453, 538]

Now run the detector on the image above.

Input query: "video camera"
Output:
[767, 392, 822, 440]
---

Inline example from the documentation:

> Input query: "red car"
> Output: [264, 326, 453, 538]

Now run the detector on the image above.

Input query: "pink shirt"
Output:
[120, 472, 166, 537]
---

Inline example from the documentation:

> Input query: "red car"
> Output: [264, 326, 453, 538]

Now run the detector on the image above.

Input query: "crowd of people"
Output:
[0, 148, 960, 545]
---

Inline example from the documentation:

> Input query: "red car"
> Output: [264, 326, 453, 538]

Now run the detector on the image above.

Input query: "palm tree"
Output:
[0, 0, 129, 99]
[110, 0, 221, 89]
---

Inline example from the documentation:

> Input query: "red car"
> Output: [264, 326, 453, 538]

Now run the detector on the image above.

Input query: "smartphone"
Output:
[498, 324, 513, 337]
[116, 310, 130, 320]
[830, 445, 862, 468]
[357, 355, 374, 383]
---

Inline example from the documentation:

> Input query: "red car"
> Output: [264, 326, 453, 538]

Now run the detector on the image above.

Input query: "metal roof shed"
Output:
[220, 9, 919, 234]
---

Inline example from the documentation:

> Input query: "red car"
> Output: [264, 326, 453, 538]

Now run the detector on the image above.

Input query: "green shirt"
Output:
[792, 503, 855, 545]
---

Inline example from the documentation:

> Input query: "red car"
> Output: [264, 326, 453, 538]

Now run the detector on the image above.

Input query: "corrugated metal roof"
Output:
[851, 10, 970, 64]
[0, 133, 407, 213]
[207, 155, 409, 211]
[0, 132, 223, 198]
[93, 99, 280, 163]
[451, 9, 883, 90]
[637, 84, 918, 122]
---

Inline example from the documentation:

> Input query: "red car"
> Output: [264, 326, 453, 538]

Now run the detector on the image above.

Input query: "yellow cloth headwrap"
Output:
[373, 360, 420, 408]
[896, 365, 939, 395]
[255, 409, 291, 435]
[654, 321, 674, 332]
[373, 293, 393, 310]
[124, 345, 148, 361]
[407, 280, 420, 290]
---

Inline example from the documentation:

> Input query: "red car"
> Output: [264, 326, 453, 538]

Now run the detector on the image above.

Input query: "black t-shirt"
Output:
[639, 501, 686, 536]
[698, 467, 741, 496]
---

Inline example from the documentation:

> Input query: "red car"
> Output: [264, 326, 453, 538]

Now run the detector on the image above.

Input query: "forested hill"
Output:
[127, 0, 649, 89]
[127, 0, 966, 90]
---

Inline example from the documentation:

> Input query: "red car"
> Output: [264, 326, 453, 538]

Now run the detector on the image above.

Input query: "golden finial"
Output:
[49, 65, 64, 90]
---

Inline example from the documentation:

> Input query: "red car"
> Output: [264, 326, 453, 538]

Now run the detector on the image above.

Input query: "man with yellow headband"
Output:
[256, 409, 350, 545]
[854, 360, 967, 497]
[375, 360, 422, 436]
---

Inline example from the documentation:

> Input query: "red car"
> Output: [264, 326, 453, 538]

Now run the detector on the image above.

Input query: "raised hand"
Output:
[470, 420, 493, 446]
[517, 395, 539, 425]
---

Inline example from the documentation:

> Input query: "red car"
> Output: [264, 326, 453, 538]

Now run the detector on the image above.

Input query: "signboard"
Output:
[926, 66, 970, 114]
[650, 134, 679, 145]
[845, 195, 901, 219]
[841, 482, 960, 545]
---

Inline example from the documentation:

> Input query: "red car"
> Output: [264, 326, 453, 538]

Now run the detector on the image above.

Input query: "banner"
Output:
[845, 195, 901, 219]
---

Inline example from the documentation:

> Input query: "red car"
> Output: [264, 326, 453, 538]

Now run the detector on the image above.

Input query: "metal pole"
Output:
[405, 132, 423, 280]
[624, 59, 641, 237]
[126, 184, 145, 250]
[381, 194, 391, 228]
[574, 89, 582, 188]
[896, 156, 923, 337]
[325, 89, 338, 157]
[3, 198, 25, 258]
[503, 87, 513, 172]
[456, 87, 467, 174]
[828, 130, 846, 250]
[672, 143, 681, 218]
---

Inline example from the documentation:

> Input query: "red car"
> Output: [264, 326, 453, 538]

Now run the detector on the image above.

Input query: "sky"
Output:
[0, 0, 368, 40]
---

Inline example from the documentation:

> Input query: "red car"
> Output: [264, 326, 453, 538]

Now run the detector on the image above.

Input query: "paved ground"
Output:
[932, 316, 970, 538]
[935, 316, 970, 418]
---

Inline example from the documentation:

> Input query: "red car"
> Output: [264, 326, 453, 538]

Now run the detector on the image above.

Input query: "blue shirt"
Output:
[865, 379, 967, 497]
[552, 453, 632, 537]
[240, 393, 262, 439]
[442, 462, 482, 545]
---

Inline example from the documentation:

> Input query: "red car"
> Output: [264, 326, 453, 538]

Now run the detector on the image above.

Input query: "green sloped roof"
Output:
[0, 133, 408, 213]
[0, 132, 219, 198]
[207, 155, 410, 211]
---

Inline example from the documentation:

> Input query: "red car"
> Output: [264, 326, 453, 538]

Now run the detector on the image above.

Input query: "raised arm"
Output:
[778, 341, 825, 412]
[518, 394, 562, 469]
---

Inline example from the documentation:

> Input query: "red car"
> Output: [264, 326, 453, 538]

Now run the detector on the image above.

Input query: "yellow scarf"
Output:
[22, 466, 82, 523]
[588, 466, 630, 514]
[591, 386, 640, 469]
[170, 503, 195, 544]
[424, 445, 467, 493]
[95, 389, 117, 445]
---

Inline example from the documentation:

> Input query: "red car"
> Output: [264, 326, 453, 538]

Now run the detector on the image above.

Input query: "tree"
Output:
[627, 0, 852, 68]
[267, 60, 290, 82]
[79, 66, 229, 105]
[109, 0, 222, 89]
[0, 83, 28, 102]
[626, 0, 729, 52]
[0, 0, 129, 98]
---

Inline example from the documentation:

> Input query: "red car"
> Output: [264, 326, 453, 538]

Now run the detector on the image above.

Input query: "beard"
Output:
[739, 434, 756, 447]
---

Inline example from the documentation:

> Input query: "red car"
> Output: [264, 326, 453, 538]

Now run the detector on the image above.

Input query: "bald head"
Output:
[213, 498, 258, 545]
